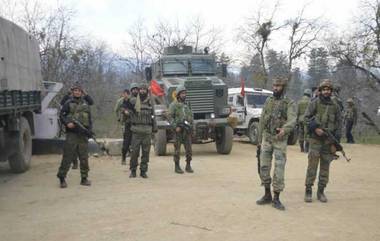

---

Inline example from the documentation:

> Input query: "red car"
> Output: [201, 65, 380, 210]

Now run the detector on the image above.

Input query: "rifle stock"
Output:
[322, 128, 351, 162]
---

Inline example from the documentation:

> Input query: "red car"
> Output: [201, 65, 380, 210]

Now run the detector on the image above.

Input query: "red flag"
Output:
[240, 77, 245, 97]
[150, 79, 164, 96]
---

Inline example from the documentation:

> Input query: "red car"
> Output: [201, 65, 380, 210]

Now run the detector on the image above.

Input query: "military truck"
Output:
[145, 46, 233, 156]
[0, 17, 62, 173]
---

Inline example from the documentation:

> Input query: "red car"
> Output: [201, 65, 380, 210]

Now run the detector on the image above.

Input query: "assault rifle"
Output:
[177, 120, 192, 133]
[321, 128, 351, 162]
[71, 119, 108, 153]
[256, 145, 261, 175]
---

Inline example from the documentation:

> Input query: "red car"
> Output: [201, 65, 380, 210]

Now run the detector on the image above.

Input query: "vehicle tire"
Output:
[287, 127, 298, 145]
[8, 117, 32, 173]
[215, 125, 233, 154]
[248, 121, 259, 145]
[154, 129, 167, 156]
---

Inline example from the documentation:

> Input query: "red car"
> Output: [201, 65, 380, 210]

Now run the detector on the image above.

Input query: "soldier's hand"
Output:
[315, 128, 324, 136]
[176, 127, 181, 133]
[67, 122, 75, 129]
[276, 128, 285, 138]
[124, 110, 129, 115]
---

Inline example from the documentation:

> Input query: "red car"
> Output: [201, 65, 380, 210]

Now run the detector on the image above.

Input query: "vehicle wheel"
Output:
[248, 121, 259, 145]
[154, 129, 167, 156]
[215, 126, 233, 154]
[287, 127, 298, 145]
[8, 117, 32, 173]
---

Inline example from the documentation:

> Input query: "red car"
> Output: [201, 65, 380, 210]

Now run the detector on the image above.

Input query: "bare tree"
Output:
[189, 16, 224, 54]
[237, 1, 282, 87]
[284, 5, 326, 81]
[329, 0, 380, 89]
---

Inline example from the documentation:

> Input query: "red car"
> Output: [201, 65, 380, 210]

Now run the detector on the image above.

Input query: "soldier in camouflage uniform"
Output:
[344, 98, 357, 144]
[127, 83, 155, 178]
[304, 79, 342, 203]
[297, 89, 312, 152]
[57, 84, 92, 188]
[168, 85, 194, 174]
[256, 78, 296, 211]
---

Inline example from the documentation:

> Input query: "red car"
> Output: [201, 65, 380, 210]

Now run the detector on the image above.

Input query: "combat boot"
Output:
[185, 161, 194, 173]
[175, 162, 184, 174]
[121, 153, 126, 165]
[72, 161, 78, 169]
[317, 186, 328, 203]
[299, 141, 305, 152]
[58, 177, 67, 188]
[272, 192, 285, 210]
[304, 186, 312, 203]
[140, 171, 148, 178]
[80, 177, 91, 186]
[129, 170, 136, 178]
[256, 186, 272, 205]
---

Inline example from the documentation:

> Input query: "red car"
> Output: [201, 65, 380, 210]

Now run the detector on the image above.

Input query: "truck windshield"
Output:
[162, 59, 188, 75]
[246, 94, 270, 108]
[190, 58, 215, 74]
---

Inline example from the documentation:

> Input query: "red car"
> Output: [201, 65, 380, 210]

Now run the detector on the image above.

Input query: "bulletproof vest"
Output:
[130, 97, 153, 126]
[298, 96, 310, 122]
[173, 101, 192, 123]
[315, 98, 338, 131]
[345, 106, 355, 120]
[262, 96, 290, 134]
[68, 98, 91, 127]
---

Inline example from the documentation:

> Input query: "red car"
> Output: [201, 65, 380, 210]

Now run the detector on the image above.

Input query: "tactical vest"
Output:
[315, 99, 338, 131]
[297, 96, 310, 122]
[262, 96, 290, 134]
[173, 102, 192, 124]
[68, 99, 91, 127]
[130, 98, 153, 126]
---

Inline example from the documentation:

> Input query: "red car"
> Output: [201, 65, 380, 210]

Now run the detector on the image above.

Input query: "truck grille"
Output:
[186, 88, 214, 114]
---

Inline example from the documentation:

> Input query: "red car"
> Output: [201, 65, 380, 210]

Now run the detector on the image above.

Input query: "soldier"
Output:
[297, 89, 312, 152]
[121, 83, 140, 164]
[114, 89, 130, 123]
[168, 85, 194, 174]
[128, 83, 155, 178]
[60, 84, 94, 169]
[304, 79, 342, 203]
[256, 78, 296, 211]
[344, 98, 357, 143]
[57, 83, 92, 188]
[114, 88, 129, 165]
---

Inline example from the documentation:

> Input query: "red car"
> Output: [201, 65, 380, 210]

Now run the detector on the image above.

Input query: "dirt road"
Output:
[1, 141, 380, 241]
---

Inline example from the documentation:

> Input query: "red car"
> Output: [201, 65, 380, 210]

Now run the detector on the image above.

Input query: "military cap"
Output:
[139, 83, 149, 89]
[70, 82, 83, 91]
[346, 98, 354, 103]
[319, 79, 333, 90]
[129, 83, 139, 91]
[272, 77, 287, 86]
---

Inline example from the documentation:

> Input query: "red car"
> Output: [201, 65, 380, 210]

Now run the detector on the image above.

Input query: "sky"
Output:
[5, 0, 362, 67]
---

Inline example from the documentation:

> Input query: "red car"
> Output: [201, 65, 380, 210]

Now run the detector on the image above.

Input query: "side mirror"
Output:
[145, 67, 152, 82]
[221, 64, 227, 77]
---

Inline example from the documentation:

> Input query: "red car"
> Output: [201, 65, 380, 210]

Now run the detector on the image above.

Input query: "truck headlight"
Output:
[220, 107, 231, 115]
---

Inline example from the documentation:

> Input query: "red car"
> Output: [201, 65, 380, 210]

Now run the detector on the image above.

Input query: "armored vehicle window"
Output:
[162, 59, 188, 75]
[190, 59, 215, 75]
[228, 96, 234, 104]
[246, 93, 270, 108]
[237, 95, 244, 106]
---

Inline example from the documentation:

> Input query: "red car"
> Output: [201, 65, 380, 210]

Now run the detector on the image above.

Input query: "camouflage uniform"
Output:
[304, 80, 342, 202]
[344, 99, 357, 143]
[168, 86, 193, 173]
[258, 95, 296, 192]
[57, 96, 92, 185]
[128, 84, 154, 177]
[297, 89, 311, 152]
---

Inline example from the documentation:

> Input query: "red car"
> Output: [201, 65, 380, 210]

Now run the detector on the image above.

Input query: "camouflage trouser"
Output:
[305, 138, 333, 188]
[173, 130, 192, 163]
[57, 132, 89, 178]
[259, 135, 288, 192]
[130, 132, 151, 172]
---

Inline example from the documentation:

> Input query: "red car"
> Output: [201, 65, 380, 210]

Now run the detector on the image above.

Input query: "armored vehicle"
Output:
[0, 17, 62, 173]
[145, 46, 233, 155]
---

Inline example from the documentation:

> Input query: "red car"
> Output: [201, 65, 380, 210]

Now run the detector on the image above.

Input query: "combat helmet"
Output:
[129, 83, 139, 91]
[139, 83, 149, 90]
[70, 82, 83, 91]
[272, 77, 287, 86]
[304, 89, 312, 96]
[176, 85, 186, 96]
[319, 79, 333, 91]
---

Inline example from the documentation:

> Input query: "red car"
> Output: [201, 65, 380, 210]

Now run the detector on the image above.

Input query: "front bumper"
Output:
[156, 117, 232, 130]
